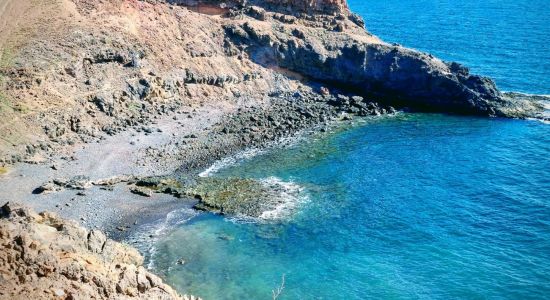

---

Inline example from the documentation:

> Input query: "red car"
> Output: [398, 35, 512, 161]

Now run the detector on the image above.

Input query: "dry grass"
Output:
[0, 167, 8, 175]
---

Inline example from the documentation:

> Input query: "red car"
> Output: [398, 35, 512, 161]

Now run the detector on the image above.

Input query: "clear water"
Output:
[143, 1, 550, 299]
[350, 0, 550, 94]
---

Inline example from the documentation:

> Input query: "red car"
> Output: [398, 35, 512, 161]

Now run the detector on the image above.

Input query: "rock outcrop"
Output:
[0, 0, 544, 164]
[0, 202, 199, 300]
[166, 0, 349, 15]
[223, 9, 542, 118]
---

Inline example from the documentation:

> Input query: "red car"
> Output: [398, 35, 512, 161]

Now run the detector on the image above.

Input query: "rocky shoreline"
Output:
[0, 0, 548, 298]
[0, 0, 546, 166]
[0, 202, 202, 299]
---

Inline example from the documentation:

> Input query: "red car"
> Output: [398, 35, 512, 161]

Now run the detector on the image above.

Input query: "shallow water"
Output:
[147, 114, 549, 299]
[142, 1, 550, 299]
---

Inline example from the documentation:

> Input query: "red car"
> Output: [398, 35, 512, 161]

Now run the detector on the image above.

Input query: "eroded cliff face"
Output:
[0, 202, 199, 300]
[166, 0, 349, 15]
[0, 0, 543, 164]
[223, 19, 533, 116]
[255, 0, 349, 14]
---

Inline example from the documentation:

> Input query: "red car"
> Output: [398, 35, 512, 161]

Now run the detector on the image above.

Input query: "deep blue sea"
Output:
[139, 1, 550, 299]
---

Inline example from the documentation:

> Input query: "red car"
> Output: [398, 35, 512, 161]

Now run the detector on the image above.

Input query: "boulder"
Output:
[0, 202, 199, 300]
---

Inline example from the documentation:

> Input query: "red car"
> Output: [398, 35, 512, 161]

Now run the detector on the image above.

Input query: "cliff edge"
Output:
[0, 0, 543, 164]
[0, 202, 199, 300]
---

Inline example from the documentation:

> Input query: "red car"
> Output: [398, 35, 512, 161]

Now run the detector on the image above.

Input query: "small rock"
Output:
[33, 182, 61, 194]
[53, 289, 65, 297]
[130, 187, 152, 197]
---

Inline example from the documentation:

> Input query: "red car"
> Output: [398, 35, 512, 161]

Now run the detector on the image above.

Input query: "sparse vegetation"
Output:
[0, 47, 13, 113]
[0, 47, 15, 69]
[13, 103, 29, 113]
[0, 92, 12, 113]
[0, 166, 8, 175]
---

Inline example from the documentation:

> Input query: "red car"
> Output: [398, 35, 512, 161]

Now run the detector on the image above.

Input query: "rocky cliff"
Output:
[0, 202, 200, 299]
[222, 5, 541, 117]
[0, 0, 542, 164]
[166, 0, 349, 15]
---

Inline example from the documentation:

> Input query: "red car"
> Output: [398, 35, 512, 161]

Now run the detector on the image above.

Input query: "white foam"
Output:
[200, 110, 406, 178]
[198, 147, 265, 177]
[535, 98, 550, 124]
[258, 177, 308, 221]
[126, 207, 198, 270]
[198, 133, 316, 178]
[223, 177, 309, 224]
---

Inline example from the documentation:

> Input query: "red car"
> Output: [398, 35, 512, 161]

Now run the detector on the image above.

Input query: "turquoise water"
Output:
[144, 1, 550, 299]
[149, 115, 549, 299]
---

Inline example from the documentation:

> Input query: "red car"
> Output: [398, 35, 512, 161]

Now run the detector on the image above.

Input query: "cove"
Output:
[140, 0, 550, 298]
[145, 114, 550, 299]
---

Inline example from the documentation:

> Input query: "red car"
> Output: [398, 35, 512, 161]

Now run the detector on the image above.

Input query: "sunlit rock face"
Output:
[165, 0, 349, 15]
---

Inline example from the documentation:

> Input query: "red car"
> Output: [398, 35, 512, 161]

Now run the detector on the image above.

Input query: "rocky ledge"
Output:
[0, 0, 546, 164]
[0, 202, 200, 300]
[220, 2, 543, 118]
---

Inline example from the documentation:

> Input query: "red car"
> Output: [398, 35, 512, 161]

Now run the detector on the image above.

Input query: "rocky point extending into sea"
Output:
[0, 0, 547, 298]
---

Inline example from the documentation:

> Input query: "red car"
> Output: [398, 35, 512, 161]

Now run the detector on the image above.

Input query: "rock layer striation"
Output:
[0, 0, 544, 164]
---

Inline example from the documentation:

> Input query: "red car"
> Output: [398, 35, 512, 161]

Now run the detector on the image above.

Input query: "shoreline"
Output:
[0, 89, 397, 237]
[0, 0, 548, 298]
[0, 101, 233, 235]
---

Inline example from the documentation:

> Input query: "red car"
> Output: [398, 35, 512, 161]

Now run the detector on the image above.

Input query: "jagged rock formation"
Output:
[0, 0, 543, 164]
[0, 202, 200, 300]
[166, 0, 349, 15]
[222, 5, 542, 117]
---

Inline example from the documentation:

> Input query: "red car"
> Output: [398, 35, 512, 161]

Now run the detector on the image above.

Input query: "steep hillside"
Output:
[0, 0, 542, 163]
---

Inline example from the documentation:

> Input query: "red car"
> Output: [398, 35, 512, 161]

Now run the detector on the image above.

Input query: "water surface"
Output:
[349, 0, 550, 94]
[148, 114, 550, 299]
[143, 1, 550, 299]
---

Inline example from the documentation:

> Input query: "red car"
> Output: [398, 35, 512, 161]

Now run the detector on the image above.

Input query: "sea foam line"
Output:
[198, 147, 265, 177]
[258, 176, 309, 221]
[126, 207, 199, 270]
[198, 133, 312, 177]
[198, 111, 403, 177]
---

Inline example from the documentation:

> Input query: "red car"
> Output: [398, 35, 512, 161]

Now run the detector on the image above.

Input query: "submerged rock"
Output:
[189, 177, 270, 217]
[188, 177, 305, 220]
